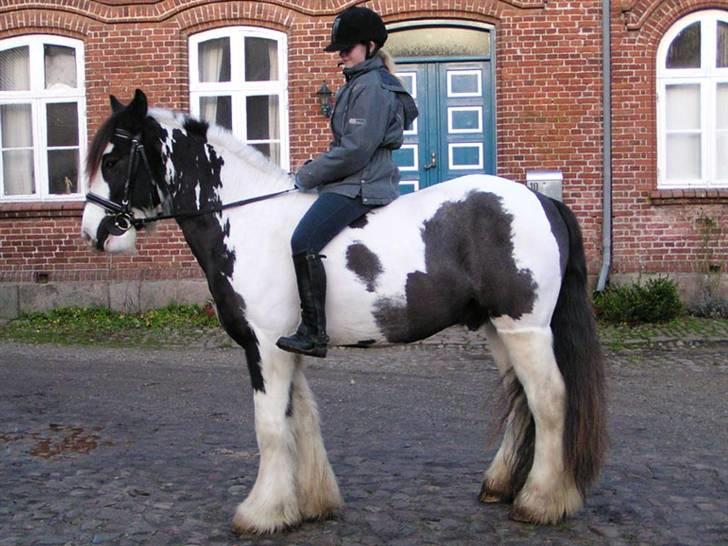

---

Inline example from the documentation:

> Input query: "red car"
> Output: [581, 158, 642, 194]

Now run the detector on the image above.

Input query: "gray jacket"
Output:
[296, 56, 418, 205]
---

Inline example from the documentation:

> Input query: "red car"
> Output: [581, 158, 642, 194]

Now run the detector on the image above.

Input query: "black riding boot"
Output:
[276, 253, 329, 358]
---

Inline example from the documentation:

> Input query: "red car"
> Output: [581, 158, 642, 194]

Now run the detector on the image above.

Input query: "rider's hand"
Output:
[293, 173, 304, 189]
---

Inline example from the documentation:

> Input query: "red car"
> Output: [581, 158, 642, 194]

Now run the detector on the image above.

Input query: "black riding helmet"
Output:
[324, 6, 387, 53]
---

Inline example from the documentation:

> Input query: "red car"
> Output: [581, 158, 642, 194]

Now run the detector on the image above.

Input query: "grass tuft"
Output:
[0, 304, 220, 346]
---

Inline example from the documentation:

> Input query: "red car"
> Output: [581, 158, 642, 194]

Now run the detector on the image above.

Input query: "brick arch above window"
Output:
[0, 1, 547, 25]
[621, 0, 728, 31]
[175, 5, 295, 33]
[0, 10, 92, 38]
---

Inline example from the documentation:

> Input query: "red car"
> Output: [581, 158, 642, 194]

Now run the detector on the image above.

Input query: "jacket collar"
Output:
[343, 55, 384, 82]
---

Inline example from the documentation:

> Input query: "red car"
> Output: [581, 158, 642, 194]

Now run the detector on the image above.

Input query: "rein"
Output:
[86, 128, 297, 233]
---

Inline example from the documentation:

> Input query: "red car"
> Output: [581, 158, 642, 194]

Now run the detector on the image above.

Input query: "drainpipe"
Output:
[596, 0, 612, 292]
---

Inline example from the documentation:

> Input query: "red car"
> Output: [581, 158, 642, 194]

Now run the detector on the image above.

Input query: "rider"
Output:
[276, 6, 418, 358]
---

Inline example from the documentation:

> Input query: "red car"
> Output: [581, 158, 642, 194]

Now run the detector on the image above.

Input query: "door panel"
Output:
[394, 61, 494, 193]
[392, 66, 425, 194]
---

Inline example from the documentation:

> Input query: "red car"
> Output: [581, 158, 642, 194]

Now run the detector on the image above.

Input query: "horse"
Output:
[81, 89, 607, 534]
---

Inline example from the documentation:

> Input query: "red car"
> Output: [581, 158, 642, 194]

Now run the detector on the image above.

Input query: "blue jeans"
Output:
[291, 192, 373, 256]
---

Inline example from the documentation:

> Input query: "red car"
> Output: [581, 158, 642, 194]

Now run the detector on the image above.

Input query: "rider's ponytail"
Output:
[377, 48, 397, 75]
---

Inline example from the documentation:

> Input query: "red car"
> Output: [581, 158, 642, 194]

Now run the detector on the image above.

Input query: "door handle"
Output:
[423, 152, 437, 170]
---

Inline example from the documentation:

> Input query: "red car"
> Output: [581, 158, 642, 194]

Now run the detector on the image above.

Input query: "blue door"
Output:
[393, 61, 495, 193]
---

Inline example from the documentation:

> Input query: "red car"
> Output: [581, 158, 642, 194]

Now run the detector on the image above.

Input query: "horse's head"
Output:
[81, 89, 165, 253]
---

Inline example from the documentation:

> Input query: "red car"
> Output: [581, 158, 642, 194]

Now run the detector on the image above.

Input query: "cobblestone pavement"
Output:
[1, 335, 726, 545]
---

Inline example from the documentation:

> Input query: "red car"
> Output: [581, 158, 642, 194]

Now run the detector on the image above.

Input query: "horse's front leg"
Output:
[289, 363, 343, 520]
[233, 341, 301, 534]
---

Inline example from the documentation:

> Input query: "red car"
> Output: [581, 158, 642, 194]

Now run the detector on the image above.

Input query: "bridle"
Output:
[85, 128, 296, 235]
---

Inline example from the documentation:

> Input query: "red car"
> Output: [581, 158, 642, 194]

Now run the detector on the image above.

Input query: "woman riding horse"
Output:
[276, 6, 418, 358]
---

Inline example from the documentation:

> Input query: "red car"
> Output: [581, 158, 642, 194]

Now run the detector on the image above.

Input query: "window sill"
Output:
[0, 200, 85, 219]
[649, 189, 728, 205]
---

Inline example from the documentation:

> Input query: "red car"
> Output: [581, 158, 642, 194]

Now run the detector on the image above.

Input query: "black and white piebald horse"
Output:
[81, 90, 607, 534]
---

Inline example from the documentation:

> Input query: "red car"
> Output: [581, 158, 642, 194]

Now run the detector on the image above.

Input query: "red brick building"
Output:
[0, 0, 726, 317]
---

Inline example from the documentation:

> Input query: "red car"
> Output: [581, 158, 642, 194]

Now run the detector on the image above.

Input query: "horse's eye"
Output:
[103, 158, 118, 170]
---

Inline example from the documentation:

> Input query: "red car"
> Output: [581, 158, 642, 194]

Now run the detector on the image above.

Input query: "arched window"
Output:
[0, 35, 86, 200]
[657, 10, 728, 188]
[189, 27, 288, 169]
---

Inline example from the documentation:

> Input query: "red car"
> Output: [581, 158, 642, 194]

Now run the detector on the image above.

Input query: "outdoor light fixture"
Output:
[316, 81, 333, 118]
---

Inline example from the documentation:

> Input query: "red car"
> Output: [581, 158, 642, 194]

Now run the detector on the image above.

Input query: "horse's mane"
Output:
[86, 106, 293, 190]
[150, 108, 293, 190]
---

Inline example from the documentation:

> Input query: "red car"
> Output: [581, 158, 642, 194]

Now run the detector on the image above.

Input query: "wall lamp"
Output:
[316, 81, 334, 118]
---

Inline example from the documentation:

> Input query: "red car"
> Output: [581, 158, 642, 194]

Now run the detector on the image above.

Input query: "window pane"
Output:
[666, 21, 701, 69]
[386, 27, 490, 58]
[449, 72, 480, 95]
[45, 45, 77, 89]
[666, 134, 701, 180]
[393, 146, 417, 170]
[1, 104, 33, 148]
[48, 149, 78, 194]
[665, 84, 700, 130]
[246, 95, 279, 140]
[3, 149, 35, 195]
[718, 133, 728, 179]
[46, 103, 79, 147]
[719, 21, 728, 68]
[450, 108, 482, 132]
[718, 83, 728, 129]
[200, 96, 232, 130]
[245, 37, 278, 81]
[451, 145, 482, 167]
[198, 38, 231, 82]
[250, 142, 280, 164]
[0, 46, 30, 91]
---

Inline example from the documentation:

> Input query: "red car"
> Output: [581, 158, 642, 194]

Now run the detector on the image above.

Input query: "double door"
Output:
[393, 61, 495, 193]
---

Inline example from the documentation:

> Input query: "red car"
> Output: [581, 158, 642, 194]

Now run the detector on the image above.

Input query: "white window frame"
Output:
[657, 10, 728, 188]
[394, 144, 418, 171]
[0, 35, 86, 202]
[189, 27, 289, 170]
[448, 142, 484, 170]
[395, 71, 418, 135]
[447, 69, 482, 98]
[448, 106, 483, 134]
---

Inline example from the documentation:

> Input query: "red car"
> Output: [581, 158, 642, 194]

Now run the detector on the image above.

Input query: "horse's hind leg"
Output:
[480, 322, 518, 503]
[497, 327, 582, 524]
[289, 363, 343, 520]
[233, 342, 301, 534]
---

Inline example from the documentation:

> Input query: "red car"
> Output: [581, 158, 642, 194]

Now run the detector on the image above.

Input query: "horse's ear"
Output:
[109, 95, 124, 113]
[129, 89, 148, 120]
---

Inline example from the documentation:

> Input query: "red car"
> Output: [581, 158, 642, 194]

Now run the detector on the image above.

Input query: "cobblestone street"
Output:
[1, 337, 726, 545]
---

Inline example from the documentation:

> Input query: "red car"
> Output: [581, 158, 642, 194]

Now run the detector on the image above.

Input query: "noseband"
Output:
[86, 128, 296, 235]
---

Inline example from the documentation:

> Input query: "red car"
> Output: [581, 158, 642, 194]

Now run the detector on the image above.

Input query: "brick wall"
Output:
[612, 0, 728, 276]
[0, 0, 726, 294]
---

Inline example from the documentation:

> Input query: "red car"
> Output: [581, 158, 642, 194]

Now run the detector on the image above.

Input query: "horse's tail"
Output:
[550, 199, 608, 494]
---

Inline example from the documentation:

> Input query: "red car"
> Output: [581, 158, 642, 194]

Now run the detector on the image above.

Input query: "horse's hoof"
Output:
[508, 499, 570, 525]
[509, 480, 582, 524]
[480, 491, 506, 503]
[509, 505, 538, 524]
[231, 515, 296, 536]
[232, 500, 301, 535]
[479, 482, 511, 504]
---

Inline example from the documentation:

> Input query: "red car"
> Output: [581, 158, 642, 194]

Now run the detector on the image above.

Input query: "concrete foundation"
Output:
[0, 273, 725, 320]
[609, 272, 728, 310]
[0, 280, 210, 319]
